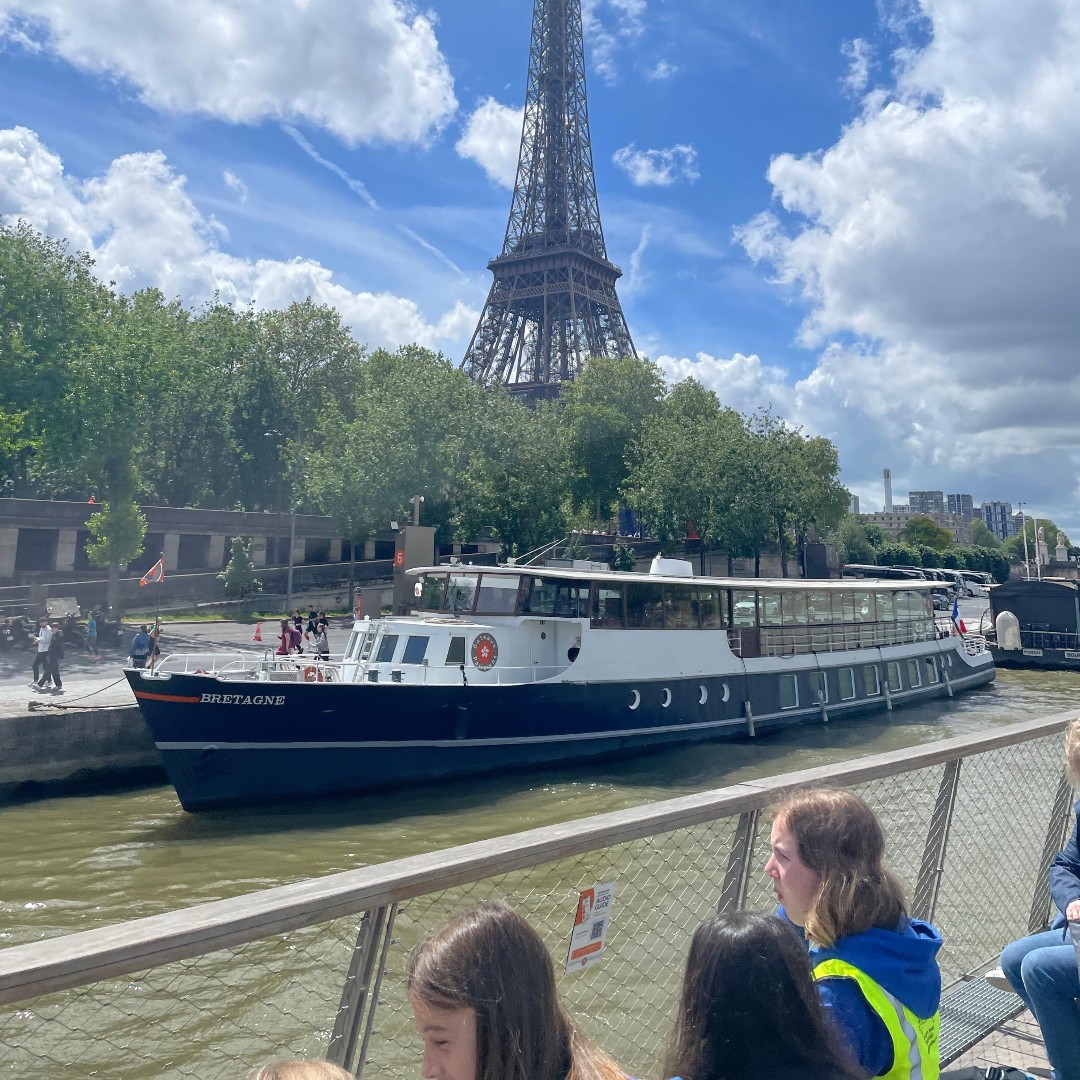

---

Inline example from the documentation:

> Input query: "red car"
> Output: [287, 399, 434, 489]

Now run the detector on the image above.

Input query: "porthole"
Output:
[628, 689, 640, 710]
[699, 685, 708, 705]
[661, 688, 672, 708]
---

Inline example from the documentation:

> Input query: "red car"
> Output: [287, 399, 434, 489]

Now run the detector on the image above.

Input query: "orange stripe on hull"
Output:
[134, 691, 202, 704]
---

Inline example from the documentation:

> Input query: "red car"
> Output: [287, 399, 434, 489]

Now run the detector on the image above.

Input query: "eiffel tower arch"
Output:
[461, 0, 637, 401]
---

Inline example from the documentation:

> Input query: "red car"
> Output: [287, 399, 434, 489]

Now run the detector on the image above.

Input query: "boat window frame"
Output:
[472, 572, 522, 615]
[590, 581, 625, 628]
[863, 664, 881, 696]
[885, 661, 902, 692]
[375, 633, 400, 664]
[838, 667, 856, 700]
[779, 673, 799, 710]
[906, 658, 922, 687]
[810, 670, 828, 703]
[401, 635, 430, 665]
[444, 636, 466, 666]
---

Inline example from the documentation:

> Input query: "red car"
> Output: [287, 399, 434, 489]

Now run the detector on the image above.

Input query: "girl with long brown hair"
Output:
[764, 788, 942, 1080]
[407, 900, 624, 1080]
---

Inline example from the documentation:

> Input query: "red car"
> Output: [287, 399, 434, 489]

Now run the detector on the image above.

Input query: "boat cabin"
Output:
[990, 579, 1080, 649]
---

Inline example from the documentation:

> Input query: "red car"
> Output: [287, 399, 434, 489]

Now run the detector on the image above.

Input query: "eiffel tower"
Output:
[461, 0, 637, 401]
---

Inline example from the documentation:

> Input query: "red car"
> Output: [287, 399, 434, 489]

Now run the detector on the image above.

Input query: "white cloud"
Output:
[582, 0, 647, 84]
[841, 38, 873, 95]
[455, 97, 523, 189]
[727, 0, 1080, 533]
[223, 170, 247, 203]
[0, 0, 457, 146]
[646, 60, 678, 81]
[0, 126, 477, 353]
[613, 143, 699, 187]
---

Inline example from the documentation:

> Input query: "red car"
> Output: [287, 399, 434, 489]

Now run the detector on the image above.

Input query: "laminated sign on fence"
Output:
[565, 882, 617, 972]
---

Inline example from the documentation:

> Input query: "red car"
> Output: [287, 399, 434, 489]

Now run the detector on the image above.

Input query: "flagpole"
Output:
[151, 552, 163, 673]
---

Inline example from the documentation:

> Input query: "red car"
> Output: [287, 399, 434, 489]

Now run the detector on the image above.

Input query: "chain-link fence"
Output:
[1, 712, 1073, 1079]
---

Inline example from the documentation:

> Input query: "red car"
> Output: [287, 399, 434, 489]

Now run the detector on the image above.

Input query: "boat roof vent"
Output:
[650, 555, 694, 578]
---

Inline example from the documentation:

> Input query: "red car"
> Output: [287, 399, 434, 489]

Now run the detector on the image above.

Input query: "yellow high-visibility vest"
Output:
[813, 957, 940, 1080]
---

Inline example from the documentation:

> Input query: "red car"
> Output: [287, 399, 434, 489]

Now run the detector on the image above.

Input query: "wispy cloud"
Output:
[646, 60, 678, 80]
[223, 169, 248, 203]
[283, 124, 379, 210]
[841, 38, 873, 95]
[613, 144, 699, 186]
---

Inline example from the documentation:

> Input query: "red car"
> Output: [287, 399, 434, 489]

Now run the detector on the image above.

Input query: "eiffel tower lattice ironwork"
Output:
[461, 0, 637, 400]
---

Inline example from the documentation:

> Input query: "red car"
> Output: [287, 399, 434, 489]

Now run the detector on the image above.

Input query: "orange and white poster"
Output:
[565, 882, 617, 972]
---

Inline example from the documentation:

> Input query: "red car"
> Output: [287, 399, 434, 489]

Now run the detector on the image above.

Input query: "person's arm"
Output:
[817, 977, 894, 1077]
[1049, 817, 1080, 921]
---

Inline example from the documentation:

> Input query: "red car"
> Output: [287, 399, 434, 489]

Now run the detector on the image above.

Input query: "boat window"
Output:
[906, 658, 922, 687]
[779, 674, 798, 710]
[664, 584, 699, 629]
[415, 574, 448, 611]
[358, 631, 376, 662]
[832, 591, 856, 623]
[863, 664, 880, 695]
[591, 584, 624, 628]
[810, 670, 828, 703]
[521, 577, 589, 618]
[474, 574, 521, 614]
[445, 636, 466, 665]
[730, 590, 757, 627]
[898, 591, 922, 620]
[375, 634, 399, 664]
[854, 591, 876, 622]
[758, 590, 782, 627]
[886, 661, 902, 691]
[877, 593, 896, 622]
[839, 668, 856, 700]
[924, 657, 939, 684]
[696, 586, 725, 629]
[807, 591, 831, 624]
[626, 581, 664, 629]
[446, 575, 479, 614]
[402, 636, 430, 665]
[783, 591, 808, 627]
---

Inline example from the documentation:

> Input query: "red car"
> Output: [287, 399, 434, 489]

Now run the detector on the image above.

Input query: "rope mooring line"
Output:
[25, 676, 131, 712]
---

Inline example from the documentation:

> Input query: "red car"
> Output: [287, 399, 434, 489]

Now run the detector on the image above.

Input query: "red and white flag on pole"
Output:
[139, 558, 165, 586]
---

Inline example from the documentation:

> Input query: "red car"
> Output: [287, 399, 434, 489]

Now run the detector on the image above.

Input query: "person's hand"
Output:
[1067, 899, 1080, 922]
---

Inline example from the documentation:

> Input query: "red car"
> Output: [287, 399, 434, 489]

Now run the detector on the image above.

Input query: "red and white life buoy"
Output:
[471, 633, 498, 671]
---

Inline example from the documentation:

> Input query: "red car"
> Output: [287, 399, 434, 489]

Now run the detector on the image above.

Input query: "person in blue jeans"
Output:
[1000, 718, 1080, 1080]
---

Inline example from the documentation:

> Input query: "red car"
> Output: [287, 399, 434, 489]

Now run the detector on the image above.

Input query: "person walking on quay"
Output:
[999, 718, 1080, 1080]
[147, 618, 163, 673]
[30, 617, 51, 688]
[129, 624, 152, 669]
[84, 611, 100, 660]
[44, 622, 64, 692]
[275, 619, 291, 657]
[314, 620, 330, 662]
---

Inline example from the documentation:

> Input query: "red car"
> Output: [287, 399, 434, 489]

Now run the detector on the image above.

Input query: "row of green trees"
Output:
[1, 219, 852, 589]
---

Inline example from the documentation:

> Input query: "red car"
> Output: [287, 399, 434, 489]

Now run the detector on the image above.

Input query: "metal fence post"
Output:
[717, 810, 761, 913]
[911, 758, 962, 923]
[327, 904, 393, 1074]
[1027, 769, 1074, 933]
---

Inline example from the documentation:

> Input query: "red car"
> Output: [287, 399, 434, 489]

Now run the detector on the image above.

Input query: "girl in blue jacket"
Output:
[765, 788, 943, 1080]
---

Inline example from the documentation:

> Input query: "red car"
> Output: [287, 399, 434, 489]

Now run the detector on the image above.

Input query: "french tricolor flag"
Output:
[951, 596, 967, 635]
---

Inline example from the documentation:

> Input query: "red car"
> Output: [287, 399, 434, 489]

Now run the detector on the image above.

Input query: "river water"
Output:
[2, 667, 1076, 953]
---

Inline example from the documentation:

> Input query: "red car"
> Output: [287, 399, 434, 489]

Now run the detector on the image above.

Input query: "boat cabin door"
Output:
[530, 620, 558, 674]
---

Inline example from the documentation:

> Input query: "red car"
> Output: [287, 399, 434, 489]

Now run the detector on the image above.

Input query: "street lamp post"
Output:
[1018, 502, 1030, 581]
[264, 429, 296, 611]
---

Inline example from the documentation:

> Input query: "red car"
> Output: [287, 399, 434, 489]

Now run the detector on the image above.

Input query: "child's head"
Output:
[767, 787, 905, 946]
[247, 1060, 354, 1080]
[1066, 718, 1080, 782]
[407, 901, 573, 1080]
[666, 912, 861, 1080]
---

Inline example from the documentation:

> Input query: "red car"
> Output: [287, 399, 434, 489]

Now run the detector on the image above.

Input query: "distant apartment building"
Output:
[862, 510, 973, 547]
[981, 501, 1015, 541]
[947, 493, 974, 521]
[883, 468, 893, 512]
[849, 494, 860, 515]
[909, 490, 946, 515]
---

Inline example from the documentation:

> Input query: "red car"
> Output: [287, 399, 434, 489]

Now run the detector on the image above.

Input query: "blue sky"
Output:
[2, 1, 1079, 537]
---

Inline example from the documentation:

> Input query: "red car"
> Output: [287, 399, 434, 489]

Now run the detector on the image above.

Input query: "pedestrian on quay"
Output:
[664, 911, 864, 1080]
[275, 618, 291, 656]
[314, 620, 330, 661]
[129, 624, 152, 669]
[408, 900, 626, 1080]
[84, 611, 100, 659]
[305, 606, 319, 643]
[41, 622, 64, 692]
[998, 718, 1080, 1080]
[30, 617, 51, 688]
[764, 788, 942, 1080]
[147, 618, 163, 673]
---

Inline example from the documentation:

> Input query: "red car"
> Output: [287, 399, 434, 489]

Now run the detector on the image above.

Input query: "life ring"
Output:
[303, 665, 323, 683]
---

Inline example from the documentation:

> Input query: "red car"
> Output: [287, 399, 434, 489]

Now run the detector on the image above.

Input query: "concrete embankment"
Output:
[0, 704, 164, 803]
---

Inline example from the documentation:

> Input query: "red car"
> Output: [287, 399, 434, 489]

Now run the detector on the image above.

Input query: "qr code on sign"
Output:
[590, 919, 605, 941]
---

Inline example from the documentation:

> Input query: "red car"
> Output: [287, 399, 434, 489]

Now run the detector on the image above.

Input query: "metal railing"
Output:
[0, 712, 1073, 1079]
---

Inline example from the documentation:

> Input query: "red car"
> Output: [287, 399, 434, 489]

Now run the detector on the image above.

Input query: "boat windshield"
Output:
[413, 571, 523, 615]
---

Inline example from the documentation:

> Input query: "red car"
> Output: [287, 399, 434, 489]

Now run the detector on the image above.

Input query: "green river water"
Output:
[2, 668, 1076, 952]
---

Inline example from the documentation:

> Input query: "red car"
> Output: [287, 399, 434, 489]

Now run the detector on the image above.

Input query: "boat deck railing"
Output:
[726, 617, 976, 657]
[0, 713, 1073, 1079]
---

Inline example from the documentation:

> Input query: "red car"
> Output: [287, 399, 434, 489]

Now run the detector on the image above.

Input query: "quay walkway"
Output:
[0, 710, 1073, 1079]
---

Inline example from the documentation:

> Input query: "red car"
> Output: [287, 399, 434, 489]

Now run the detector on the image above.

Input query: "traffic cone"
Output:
[252, 622, 262, 642]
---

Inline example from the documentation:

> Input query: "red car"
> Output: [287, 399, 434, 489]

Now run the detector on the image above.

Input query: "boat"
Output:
[983, 577, 1080, 669]
[124, 557, 996, 809]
